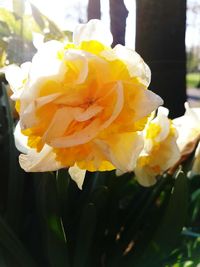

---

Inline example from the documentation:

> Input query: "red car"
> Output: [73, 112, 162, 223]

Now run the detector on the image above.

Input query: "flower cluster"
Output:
[6, 19, 199, 189]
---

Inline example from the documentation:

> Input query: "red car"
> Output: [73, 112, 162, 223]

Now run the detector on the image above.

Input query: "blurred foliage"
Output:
[0, 80, 200, 266]
[187, 73, 200, 88]
[0, 0, 72, 67]
[187, 49, 200, 74]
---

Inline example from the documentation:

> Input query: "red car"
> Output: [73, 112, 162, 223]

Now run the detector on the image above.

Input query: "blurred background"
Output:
[0, 0, 200, 117]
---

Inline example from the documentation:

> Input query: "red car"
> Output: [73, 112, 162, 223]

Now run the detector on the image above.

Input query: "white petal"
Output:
[20, 102, 38, 129]
[5, 65, 24, 91]
[131, 86, 163, 122]
[14, 122, 29, 154]
[191, 142, 200, 176]
[68, 165, 86, 190]
[152, 108, 170, 142]
[157, 106, 169, 117]
[19, 145, 63, 172]
[113, 45, 151, 87]
[32, 32, 44, 50]
[5, 63, 31, 101]
[115, 169, 124, 176]
[5, 62, 31, 100]
[30, 40, 64, 81]
[184, 102, 200, 124]
[135, 166, 157, 187]
[173, 102, 200, 150]
[73, 19, 113, 47]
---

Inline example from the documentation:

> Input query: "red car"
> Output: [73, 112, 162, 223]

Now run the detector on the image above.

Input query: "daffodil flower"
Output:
[6, 19, 163, 189]
[135, 107, 180, 186]
[173, 102, 200, 151]
[173, 103, 200, 177]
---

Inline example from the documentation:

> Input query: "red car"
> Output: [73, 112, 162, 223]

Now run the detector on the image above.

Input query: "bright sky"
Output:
[0, 0, 199, 49]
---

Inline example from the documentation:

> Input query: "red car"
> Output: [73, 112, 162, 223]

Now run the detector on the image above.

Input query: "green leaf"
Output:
[0, 21, 11, 37]
[47, 18, 64, 39]
[30, 4, 45, 30]
[35, 173, 70, 267]
[0, 8, 20, 34]
[0, 50, 7, 67]
[13, 0, 25, 18]
[74, 203, 97, 267]
[0, 248, 7, 267]
[0, 215, 37, 267]
[0, 83, 25, 233]
[22, 15, 41, 40]
[125, 171, 188, 267]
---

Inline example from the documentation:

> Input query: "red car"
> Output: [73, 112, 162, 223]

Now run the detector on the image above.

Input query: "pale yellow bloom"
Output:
[135, 107, 180, 186]
[190, 142, 200, 176]
[6, 20, 163, 188]
[173, 102, 200, 151]
[173, 103, 200, 177]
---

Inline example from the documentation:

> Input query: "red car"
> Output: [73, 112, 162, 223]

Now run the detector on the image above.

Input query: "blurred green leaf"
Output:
[30, 3, 45, 30]
[0, 49, 7, 67]
[0, 215, 36, 267]
[23, 15, 41, 40]
[74, 203, 97, 267]
[13, 0, 25, 18]
[129, 171, 188, 267]
[0, 8, 20, 34]
[47, 18, 65, 39]
[0, 249, 7, 267]
[0, 21, 11, 37]
[0, 83, 25, 234]
[35, 173, 70, 267]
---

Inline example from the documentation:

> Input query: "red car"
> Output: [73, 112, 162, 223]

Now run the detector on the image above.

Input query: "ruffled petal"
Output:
[130, 86, 163, 122]
[14, 122, 29, 154]
[19, 145, 63, 172]
[5, 62, 31, 100]
[30, 40, 64, 82]
[173, 102, 200, 150]
[152, 107, 170, 142]
[95, 132, 144, 172]
[135, 165, 157, 187]
[49, 118, 101, 148]
[113, 45, 151, 87]
[64, 49, 89, 84]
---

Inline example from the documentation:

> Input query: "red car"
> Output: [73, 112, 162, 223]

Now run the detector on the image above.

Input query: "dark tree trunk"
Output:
[136, 0, 187, 118]
[87, 0, 101, 21]
[109, 0, 129, 47]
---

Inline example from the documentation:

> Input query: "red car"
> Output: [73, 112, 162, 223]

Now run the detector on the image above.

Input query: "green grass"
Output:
[187, 72, 200, 88]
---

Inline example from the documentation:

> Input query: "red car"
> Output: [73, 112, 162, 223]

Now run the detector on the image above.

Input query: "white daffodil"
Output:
[173, 103, 200, 177]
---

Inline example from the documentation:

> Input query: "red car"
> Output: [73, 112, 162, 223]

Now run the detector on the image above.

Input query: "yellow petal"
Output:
[95, 132, 144, 172]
